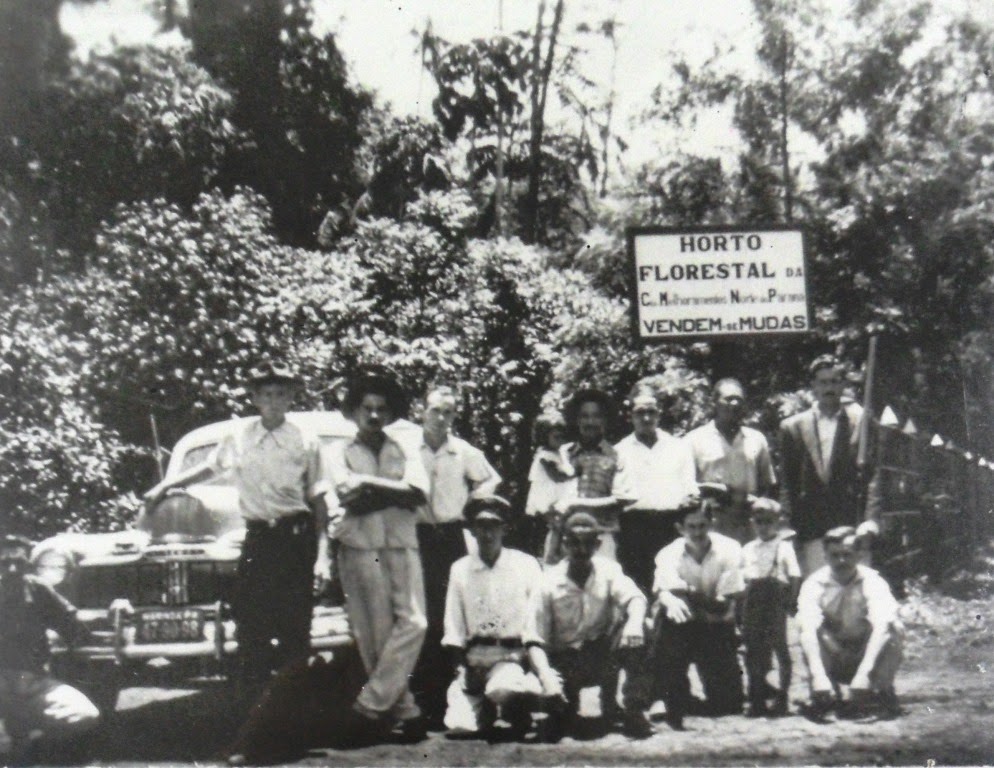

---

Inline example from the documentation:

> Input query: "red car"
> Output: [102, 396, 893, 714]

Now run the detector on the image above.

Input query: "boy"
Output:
[741, 498, 801, 716]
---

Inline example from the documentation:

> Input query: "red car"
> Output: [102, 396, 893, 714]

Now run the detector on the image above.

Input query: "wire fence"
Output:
[874, 411, 994, 587]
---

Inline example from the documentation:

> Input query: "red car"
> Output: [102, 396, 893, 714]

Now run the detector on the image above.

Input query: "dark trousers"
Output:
[548, 635, 651, 719]
[650, 612, 743, 718]
[742, 579, 791, 704]
[411, 520, 467, 718]
[617, 510, 681, 594]
[234, 513, 316, 682]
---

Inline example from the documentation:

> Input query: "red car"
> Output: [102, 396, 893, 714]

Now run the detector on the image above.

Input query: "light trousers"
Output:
[338, 546, 427, 720]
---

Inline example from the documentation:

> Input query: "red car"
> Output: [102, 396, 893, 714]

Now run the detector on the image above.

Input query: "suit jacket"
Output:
[778, 403, 880, 542]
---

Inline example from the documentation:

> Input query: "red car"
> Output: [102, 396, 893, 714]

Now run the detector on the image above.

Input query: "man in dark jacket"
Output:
[778, 355, 880, 574]
[0, 535, 100, 764]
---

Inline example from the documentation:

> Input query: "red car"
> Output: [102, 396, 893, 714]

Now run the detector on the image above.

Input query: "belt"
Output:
[467, 636, 523, 649]
[245, 511, 312, 534]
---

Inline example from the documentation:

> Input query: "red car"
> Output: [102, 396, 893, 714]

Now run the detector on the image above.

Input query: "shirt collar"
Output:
[567, 439, 613, 458]
[469, 548, 506, 572]
[813, 403, 843, 422]
[682, 533, 716, 561]
[422, 432, 458, 455]
[247, 418, 292, 447]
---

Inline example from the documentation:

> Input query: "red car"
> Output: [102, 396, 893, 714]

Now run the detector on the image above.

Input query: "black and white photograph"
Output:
[1, 0, 993, 764]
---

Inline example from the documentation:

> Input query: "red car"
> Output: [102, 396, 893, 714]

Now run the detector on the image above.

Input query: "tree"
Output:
[189, 0, 372, 246]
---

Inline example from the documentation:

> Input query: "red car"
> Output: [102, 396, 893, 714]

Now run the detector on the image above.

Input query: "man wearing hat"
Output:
[145, 360, 331, 685]
[325, 370, 431, 744]
[530, 512, 653, 741]
[441, 495, 545, 739]
[0, 534, 100, 764]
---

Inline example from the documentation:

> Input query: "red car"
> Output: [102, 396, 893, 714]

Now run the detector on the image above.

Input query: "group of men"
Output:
[0, 354, 905, 764]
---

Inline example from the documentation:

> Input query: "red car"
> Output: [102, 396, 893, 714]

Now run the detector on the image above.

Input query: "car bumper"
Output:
[54, 603, 353, 663]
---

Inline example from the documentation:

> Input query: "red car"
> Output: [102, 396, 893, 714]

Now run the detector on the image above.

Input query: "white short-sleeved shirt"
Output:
[653, 532, 745, 601]
[442, 547, 544, 649]
[796, 564, 899, 642]
[613, 430, 698, 511]
[684, 421, 777, 495]
[326, 433, 430, 550]
[525, 448, 576, 516]
[212, 418, 329, 522]
[532, 555, 645, 651]
[743, 536, 802, 585]
[419, 433, 500, 524]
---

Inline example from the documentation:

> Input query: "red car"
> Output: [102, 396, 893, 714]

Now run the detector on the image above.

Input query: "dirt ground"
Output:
[3, 551, 993, 767]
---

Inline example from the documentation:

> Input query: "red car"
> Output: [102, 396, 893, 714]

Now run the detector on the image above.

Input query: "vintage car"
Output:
[30, 411, 421, 710]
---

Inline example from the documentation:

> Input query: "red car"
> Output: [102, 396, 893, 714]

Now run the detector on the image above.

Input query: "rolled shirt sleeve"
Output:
[863, 571, 899, 628]
[796, 575, 825, 634]
[465, 444, 501, 493]
[652, 544, 688, 596]
[304, 429, 331, 501]
[442, 561, 469, 649]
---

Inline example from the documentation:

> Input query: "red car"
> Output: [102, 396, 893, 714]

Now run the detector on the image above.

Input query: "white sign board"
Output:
[628, 227, 810, 341]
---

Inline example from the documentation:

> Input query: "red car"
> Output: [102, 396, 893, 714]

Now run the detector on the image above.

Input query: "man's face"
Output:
[825, 539, 858, 579]
[713, 382, 745, 431]
[751, 511, 780, 541]
[577, 401, 606, 444]
[470, 519, 505, 560]
[811, 366, 844, 412]
[251, 382, 295, 423]
[678, 510, 712, 547]
[356, 393, 392, 437]
[630, 401, 660, 439]
[563, 531, 599, 564]
[423, 392, 457, 436]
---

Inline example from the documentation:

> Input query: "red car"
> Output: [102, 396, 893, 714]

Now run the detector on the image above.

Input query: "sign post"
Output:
[627, 226, 810, 344]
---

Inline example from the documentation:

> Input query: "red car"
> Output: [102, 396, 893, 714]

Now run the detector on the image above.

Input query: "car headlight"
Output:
[34, 549, 73, 587]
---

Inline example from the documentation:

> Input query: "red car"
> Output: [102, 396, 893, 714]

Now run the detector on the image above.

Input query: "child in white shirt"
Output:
[524, 412, 575, 564]
[742, 498, 802, 716]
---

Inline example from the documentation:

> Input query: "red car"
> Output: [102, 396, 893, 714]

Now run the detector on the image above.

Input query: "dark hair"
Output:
[823, 525, 857, 546]
[344, 369, 407, 420]
[533, 411, 567, 448]
[565, 388, 613, 427]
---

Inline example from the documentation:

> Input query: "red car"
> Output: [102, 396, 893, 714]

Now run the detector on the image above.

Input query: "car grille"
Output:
[73, 561, 237, 609]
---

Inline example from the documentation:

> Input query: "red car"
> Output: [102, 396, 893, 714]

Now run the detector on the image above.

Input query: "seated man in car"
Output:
[531, 512, 653, 741]
[797, 525, 903, 719]
[0, 535, 100, 765]
[442, 496, 545, 740]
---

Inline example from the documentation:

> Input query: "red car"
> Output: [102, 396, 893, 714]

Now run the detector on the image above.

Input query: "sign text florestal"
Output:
[630, 228, 809, 340]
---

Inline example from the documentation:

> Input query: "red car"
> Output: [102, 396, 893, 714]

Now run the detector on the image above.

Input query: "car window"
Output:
[180, 443, 216, 471]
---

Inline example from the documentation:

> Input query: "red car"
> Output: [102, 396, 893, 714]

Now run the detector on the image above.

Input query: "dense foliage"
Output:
[0, 0, 991, 536]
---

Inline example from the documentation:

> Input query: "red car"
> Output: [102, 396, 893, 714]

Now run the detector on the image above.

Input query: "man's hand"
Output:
[313, 551, 332, 594]
[659, 592, 692, 624]
[618, 620, 645, 649]
[538, 669, 566, 703]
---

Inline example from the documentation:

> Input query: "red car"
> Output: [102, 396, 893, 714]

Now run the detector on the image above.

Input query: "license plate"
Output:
[135, 609, 204, 644]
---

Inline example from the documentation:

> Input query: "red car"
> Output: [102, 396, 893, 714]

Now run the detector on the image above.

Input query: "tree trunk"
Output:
[523, 0, 564, 244]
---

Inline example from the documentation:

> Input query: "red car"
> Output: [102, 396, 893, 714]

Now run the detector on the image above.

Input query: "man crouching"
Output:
[530, 512, 653, 742]
[441, 496, 545, 740]
[797, 525, 903, 720]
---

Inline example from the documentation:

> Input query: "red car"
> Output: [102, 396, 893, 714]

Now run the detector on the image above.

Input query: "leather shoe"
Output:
[621, 710, 653, 739]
